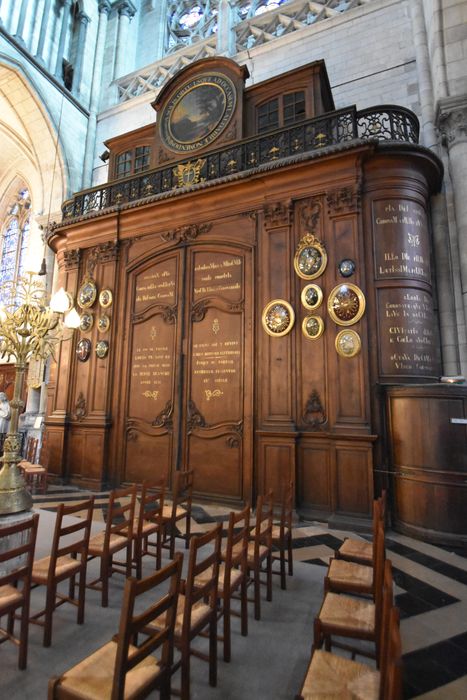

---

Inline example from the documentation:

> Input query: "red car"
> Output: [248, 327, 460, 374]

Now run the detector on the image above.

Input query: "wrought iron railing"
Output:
[61, 105, 419, 221]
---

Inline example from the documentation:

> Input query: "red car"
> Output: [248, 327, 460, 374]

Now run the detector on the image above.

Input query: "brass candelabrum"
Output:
[0, 273, 79, 515]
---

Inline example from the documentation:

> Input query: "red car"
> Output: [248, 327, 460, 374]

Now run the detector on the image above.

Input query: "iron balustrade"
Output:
[61, 105, 419, 222]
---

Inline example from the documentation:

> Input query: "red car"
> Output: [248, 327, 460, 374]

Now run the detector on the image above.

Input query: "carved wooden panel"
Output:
[257, 434, 296, 505]
[298, 438, 333, 514]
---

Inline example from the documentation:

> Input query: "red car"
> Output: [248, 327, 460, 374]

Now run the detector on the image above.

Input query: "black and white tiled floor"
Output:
[34, 487, 467, 699]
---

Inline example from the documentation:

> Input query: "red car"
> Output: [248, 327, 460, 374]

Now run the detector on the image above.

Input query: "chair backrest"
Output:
[104, 485, 137, 545]
[136, 479, 165, 537]
[112, 552, 183, 700]
[183, 523, 222, 634]
[252, 491, 273, 559]
[0, 513, 39, 588]
[382, 607, 403, 700]
[25, 437, 39, 463]
[373, 523, 387, 635]
[47, 499, 94, 576]
[171, 469, 193, 517]
[377, 559, 394, 671]
[279, 481, 294, 537]
[222, 504, 250, 585]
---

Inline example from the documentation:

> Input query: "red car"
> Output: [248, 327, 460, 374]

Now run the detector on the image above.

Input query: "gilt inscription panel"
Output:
[378, 287, 440, 377]
[373, 200, 430, 283]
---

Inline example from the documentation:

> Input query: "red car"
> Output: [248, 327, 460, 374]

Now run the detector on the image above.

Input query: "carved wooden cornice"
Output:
[63, 248, 81, 270]
[161, 223, 212, 244]
[326, 186, 361, 216]
[87, 241, 119, 275]
[263, 200, 293, 227]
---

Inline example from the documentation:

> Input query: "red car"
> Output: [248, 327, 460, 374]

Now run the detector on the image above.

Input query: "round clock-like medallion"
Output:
[328, 283, 366, 326]
[301, 284, 323, 311]
[302, 315, 324, 340]
[262, 300, 295, 337]
[335, 329, 362, 358]
[294, 234, 327, 280]
[160, 73, 237, 153]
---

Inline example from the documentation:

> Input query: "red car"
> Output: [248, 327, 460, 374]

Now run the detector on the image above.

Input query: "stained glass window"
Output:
[0, 188, 31, 307]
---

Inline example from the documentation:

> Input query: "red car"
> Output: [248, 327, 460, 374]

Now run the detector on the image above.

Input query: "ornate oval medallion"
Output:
[335, 329, 362, 358]
[302, 315, 324, 340]
[294, 233, 327, 280]
[262, 300, 295, 337]
[76, 338, 92, 362]
[95, 340, 109, 359]
[99, 288, 113, 308]
[301, 284, 323, 311]
[327, 283, 366, 326]
[79, 313, 93, 333]
[77, 278, 97, 309]
[98, 315, 110, 333]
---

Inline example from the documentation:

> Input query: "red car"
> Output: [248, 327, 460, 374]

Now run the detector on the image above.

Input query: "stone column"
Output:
[81, 0, 112, 187]
[438, 96, 467, 377]
[54, 0, 72, 80]
[150, 0, 168, 60]
[410, 0, 461, 375]
[14, 0, 30, 43]
[113, 1, 136, 79]
[35, 0, 52, 62]
[217, 0, 236, 56]
[72, 10, 90, 97]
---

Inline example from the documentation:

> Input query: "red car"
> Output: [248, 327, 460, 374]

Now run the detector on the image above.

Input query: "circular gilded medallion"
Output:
[335, 329, 362, 358]
[302, 315, 324, 340]
[294, 234, 327, 280]
[77, 278, 97, 309]
[76, 338, 92, 362]
[262, 299, 295, 338]
[79, 313, 93, 333]
[327, 283, 366, 326]
[98, 314, 110, 333]
[95, 340, 109, 359]
[99, 289, 113, 308]
[301, 284, 323, 311]
[338, 258, 356, 278]
[160, 73, 237, 153]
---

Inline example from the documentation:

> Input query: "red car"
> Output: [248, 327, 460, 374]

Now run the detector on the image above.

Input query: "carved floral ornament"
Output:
[437, 98, 467, 148]
[263, 200, 293, 227]
[326, 186, 361, 215]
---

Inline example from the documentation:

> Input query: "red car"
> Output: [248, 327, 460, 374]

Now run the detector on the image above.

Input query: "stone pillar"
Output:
[35, 0, 52, 62]
[410, 0, 461, 375]
[14, 0, 30, 43]
[72, 10, 90, 97]
[54, 0, 72, 80]
[151, 0, 169, 60]
[438, 96, 467, 377]
[81, 0, 111, 187]
[217, 0, 236, 56]
[113, 1, 136, 79]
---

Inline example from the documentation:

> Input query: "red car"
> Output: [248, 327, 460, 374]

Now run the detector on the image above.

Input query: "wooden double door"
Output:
[119, 242, 253, 503]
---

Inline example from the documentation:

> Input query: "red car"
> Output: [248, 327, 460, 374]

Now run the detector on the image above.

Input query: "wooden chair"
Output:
[18, 438, 48, 494]
[336, 492, 386, 565]
[48, 553, 183, 700]
[87, 485, 136, 607]
[272, 481, 294, 590]
[148, 523, 222, 700]
[0, 513, 39, 669]
[198, 504, 250, 662]
[324, 518, 385, 599]
[313, 523, 386, 661]
[297, 566, 400, 700]
[247, 491, 273, 621]
[160, 469, 193, 559]
[30, 498, 94, 647]
[132, 479, 165, 578]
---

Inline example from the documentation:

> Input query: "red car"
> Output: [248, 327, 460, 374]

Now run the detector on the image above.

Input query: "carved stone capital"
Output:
[98, 0, 112, 14]
[326, 186, 361, 216]
[64, 248, 81, 270]
[117, 0, 136, 18]
[263, 200, 293, 227]
[437, 96, 467, 149]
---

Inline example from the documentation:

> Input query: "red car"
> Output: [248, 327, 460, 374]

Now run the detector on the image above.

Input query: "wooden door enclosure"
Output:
[120, 242, 253, 504]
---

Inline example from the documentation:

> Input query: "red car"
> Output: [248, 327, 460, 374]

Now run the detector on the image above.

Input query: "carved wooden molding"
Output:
[152, 400, 173, 431]
[161, 223, 212, 244]
[263, 200, 293, 227]
[187, 400, 207, 432]
[299, 198, 321, 231]
[87, 241, 119, 275]
[64, 248, 81, 270]
[132, 304, 177, 325]
[74, 392, 87, 421]
[302, 389, 327, 429]
[326, 186, 361, 216]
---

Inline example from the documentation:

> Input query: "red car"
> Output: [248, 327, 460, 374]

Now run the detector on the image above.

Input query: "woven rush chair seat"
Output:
[88, 531, 128, 554]
[336, 492, 386, 566]
[49, 554, 183, 700]
[325, 524, 385, 599]
[300, 649, 380, 699]
[18, 461, 48, 494]
[161, 504, 187, 519]
[31, 555, 83, 583]
[319, 593, 375, 634]
[0, 513, 39, 670]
